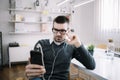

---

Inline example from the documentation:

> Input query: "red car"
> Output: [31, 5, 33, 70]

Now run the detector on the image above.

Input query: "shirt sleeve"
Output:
[72, 44, 96, 70]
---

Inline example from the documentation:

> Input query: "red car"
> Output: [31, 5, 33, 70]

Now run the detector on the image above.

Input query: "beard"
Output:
[54, 36, 65, 43]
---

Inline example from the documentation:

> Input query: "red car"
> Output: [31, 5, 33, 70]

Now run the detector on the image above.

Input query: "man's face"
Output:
[52, 22, 69, 43]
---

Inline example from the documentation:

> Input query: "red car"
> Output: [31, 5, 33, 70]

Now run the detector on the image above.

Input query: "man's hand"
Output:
[25, 64, 46, 77]
[66, 34, 81, 48]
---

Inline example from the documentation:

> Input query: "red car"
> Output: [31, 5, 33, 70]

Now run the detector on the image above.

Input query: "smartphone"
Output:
[30, 50, 43, 65]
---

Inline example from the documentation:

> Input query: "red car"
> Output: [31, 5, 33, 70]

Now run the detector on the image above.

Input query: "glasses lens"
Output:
[52, 28, 67, 35]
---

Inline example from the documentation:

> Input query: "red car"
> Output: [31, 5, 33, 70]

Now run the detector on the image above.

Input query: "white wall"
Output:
[72, 1, 95, 45]
[0, 0, 11, 65]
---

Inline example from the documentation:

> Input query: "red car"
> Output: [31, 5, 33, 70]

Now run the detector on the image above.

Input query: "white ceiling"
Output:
[43, 0, 94, 10]
[52, 0, 93, 7]
[55, 0, 89, 5]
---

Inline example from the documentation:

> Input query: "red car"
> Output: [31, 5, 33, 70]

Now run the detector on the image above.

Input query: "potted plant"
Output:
[87, 44, 95, 56]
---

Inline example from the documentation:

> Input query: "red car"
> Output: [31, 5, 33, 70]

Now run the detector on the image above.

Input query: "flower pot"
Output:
[88, 50, 94, 56]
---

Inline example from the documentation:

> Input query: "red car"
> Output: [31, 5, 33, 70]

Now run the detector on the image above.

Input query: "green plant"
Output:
[87, 44, 95, 51]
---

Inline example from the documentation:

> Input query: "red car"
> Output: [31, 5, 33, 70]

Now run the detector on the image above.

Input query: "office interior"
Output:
[0, 0, 120, 80]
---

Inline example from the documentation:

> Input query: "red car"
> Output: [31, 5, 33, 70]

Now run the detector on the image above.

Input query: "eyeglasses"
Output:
[52, 28, 67, 35]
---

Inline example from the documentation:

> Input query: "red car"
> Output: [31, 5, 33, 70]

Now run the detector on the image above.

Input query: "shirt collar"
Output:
[50, 38, 53, 44]
[50, 38, 65, 45]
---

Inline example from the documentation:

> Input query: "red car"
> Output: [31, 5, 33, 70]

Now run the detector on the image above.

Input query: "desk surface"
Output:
[71, 48, 120, 80]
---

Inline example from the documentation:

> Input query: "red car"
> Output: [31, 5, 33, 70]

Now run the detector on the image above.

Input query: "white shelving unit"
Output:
[9, 8, 53, 34]
[9, 9, 70, 34]
[9, 0, 71, 34]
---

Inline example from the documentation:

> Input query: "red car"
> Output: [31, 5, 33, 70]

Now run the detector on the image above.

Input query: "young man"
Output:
[25, 16, 95, 80]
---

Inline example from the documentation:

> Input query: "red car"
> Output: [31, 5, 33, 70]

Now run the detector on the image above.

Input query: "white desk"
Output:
[71, 48, 120, 80]
[9, 46, 32, 68]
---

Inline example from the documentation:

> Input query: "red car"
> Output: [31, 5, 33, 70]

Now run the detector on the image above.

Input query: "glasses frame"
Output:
[52, 28, 68, 35]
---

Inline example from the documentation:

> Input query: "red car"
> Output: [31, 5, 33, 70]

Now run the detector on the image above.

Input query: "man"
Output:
[25, 16, 95, 80]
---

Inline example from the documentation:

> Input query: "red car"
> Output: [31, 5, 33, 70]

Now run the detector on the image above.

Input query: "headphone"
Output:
[38, 42, 65, 80]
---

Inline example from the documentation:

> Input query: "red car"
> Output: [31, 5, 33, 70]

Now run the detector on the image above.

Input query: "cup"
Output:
[106, 51, 114, 60]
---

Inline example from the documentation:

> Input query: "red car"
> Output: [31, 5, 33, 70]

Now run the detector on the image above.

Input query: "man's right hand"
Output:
[25, 64, 46, 77]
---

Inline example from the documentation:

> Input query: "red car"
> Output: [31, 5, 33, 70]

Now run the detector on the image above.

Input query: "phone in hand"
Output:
[30, 50, 43, 65]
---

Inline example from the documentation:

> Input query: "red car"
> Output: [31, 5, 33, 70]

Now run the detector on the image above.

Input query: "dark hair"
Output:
[53, 15, 69, 24]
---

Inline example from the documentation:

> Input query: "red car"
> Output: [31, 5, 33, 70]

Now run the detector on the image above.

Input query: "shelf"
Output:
[50, 12, 71, 15]
[9, 31, 52, 35]
[8, 8, 71, 15]
[8, 8, 42, 13]
[9, 20, 52, 24]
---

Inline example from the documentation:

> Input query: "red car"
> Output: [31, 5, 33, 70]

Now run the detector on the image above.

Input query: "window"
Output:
[100, 0, 120, 32]
[94, 0, 120, 44]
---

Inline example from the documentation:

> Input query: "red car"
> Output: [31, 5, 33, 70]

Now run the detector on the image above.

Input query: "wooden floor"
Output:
[0, 63, 83, 80]
[0, 63, 28, 80]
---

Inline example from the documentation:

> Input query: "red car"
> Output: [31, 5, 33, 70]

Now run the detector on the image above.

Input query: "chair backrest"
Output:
[69, 63, 87, 80]
[69, 63, 79, 80]
[96, 44, 107, 49]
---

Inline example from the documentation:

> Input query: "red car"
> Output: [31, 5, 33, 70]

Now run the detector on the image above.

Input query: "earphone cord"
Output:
[39, 43, 65, 80]
[47, 45, 64, 80]
[39, 44, 45, 80]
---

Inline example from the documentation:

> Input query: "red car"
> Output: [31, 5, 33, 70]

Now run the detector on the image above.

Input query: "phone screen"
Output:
[30, 50, 43, 65]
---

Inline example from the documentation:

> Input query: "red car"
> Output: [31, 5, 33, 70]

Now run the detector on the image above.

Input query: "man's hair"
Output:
[53, 16, 69, 24]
